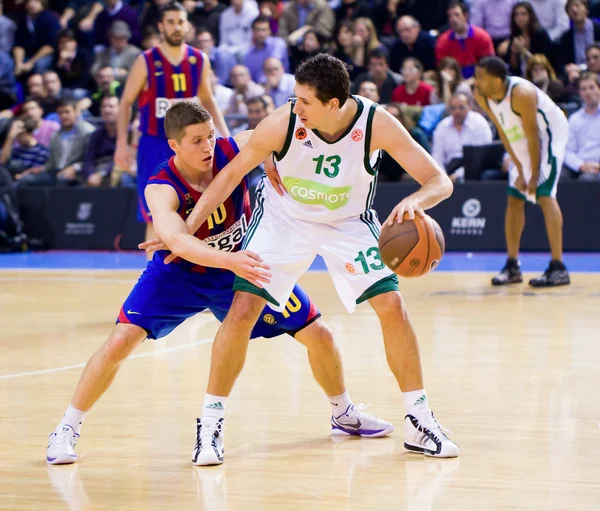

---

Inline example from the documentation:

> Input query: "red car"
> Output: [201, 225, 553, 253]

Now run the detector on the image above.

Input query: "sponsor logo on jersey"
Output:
[282, 177, 353, 210]
[189, 55, 197, 64]
[203, 215, 248, 252]
[504, 124, 525, 143]
[345, 262, 355, 274]
[295, 127, 307, 140]
[263, 314, 276, 325]
[155, 96, 200, 118]
[154, 60, 162, 68]
[351, 129, 363, 142]
[303, 139, 313, 148]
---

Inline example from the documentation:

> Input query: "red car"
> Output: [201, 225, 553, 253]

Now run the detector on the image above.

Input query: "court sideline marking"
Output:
[0, 337, 214, 380]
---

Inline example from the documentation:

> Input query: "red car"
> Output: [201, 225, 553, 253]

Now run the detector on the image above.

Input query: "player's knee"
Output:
[296, 319, 336, 352]
[507, 196, 525, 211]
[103, 327, 142, 366]
[370, 291, 408, 322]
[226, 291, 266, 326]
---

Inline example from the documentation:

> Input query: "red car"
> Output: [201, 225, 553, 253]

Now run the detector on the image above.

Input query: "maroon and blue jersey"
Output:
[117, 136, 321, 340]
[138, 45, 205, 138]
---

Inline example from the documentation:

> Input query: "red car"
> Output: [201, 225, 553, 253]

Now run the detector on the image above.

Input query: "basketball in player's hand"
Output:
[378, 214, 445, 277]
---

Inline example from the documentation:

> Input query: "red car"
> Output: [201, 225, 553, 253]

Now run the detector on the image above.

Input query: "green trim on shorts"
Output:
[356, 274, 399, 305]
[536, 109, 558, 197]
[364, 103, 379, 176]
[233, 277, 280, 307]
[275, 100, 297, 161]
[242, 178, 265, 249]
[507, 185, 526, 201]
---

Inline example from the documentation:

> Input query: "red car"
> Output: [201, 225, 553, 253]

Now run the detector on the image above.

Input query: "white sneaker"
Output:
[47, 425, 79, 465]
[404, 412, 459, 458]
[192, 417, 225, 466]
[331, 404, 395, 437]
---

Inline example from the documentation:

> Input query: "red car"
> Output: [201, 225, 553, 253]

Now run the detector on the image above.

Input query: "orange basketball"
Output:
[378, 214, 445, 277]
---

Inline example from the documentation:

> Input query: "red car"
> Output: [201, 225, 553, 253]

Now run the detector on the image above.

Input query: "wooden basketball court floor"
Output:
[1, 261, 600, 511]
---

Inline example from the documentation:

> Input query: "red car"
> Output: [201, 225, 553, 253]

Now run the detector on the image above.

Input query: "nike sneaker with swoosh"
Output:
[331, 404, 394, 437]
[47, 425, 79, 464]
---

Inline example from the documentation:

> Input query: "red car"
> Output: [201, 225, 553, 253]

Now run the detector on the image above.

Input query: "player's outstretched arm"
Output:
[185, 107, 288, 234]
[198, 55, 230, 138]
[372, 107, 453, 225]
[115, 55, 147, 170]
[511, 84, 541, 196]
[145, 184, 271, 287]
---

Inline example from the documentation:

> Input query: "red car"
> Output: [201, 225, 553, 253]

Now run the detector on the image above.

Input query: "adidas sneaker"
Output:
[47, 425, 79, 465]
[331, 404, 395, 437]
[192, 417, 225, 466]
[404, 411, 459, 458]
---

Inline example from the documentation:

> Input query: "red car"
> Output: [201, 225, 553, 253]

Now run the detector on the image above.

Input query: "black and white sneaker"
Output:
[404, 412, 459, 458]
[491, 258, 523, 286]
[192, 417, 225, 466]
[529, 260, 570, 287]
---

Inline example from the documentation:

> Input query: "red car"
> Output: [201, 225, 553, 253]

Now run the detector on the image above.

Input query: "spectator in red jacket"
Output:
[391, 57, 438, 106]
[435, 0, 495, 79]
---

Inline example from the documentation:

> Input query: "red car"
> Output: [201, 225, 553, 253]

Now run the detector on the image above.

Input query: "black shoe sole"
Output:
[528, 279, 570, 288]
[491, 276, 523, 286]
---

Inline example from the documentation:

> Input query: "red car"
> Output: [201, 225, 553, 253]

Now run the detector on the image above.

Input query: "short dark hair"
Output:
[251, 15, 271, 28]
[20, 115, 38, 134]
[58, 28, 76, 41]
[476, 56, 508, 81]
[566, 0, 589, 13]
[22, 96, 40, 108]
[164, 101, 211, 141]
[448, 0, 469, 14]
[295, 54, 350, 107]
[56, 98, 78, 110]
[246, 96, 268, 110]
[585, 42, 600, 57]
[160, 1, 187, 20]
[368, 47, 390, 65]
[101, 94, 119, 106]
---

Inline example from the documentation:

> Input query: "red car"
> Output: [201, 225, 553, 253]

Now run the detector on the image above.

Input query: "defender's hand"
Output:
[226, 250, 271, 288]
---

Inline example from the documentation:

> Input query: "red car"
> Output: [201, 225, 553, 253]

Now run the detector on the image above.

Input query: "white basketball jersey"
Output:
[266, 95, 381, 223]
[486, 76, 567, 171]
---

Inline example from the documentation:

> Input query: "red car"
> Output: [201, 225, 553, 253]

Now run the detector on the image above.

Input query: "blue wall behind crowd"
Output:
[17, 181, 600, 252]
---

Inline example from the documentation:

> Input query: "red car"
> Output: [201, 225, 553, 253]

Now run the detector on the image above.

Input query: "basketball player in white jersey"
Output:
[474, 56, 570, 287]
[145, 54, 459, 462]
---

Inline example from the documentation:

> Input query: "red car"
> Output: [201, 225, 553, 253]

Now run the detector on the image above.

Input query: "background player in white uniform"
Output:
[148, 54, 460, 462]
[474, 57, 570, 287]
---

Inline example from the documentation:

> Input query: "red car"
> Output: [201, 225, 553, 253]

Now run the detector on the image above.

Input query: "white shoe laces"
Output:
[416, 412, 453, 439]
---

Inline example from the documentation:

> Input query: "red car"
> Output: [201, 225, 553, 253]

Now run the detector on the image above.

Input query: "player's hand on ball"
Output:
[386, 197, 425, 226]
[264, 156, 286, 196]
[228, 251, 271, 288]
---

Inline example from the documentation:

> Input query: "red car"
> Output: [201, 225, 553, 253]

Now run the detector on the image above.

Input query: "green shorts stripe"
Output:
[356, 274, 399, 305]
[242, 178, 265, 249]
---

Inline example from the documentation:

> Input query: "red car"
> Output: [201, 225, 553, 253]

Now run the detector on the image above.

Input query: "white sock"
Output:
[59, 404, 87, 435]
[403, 389, 430, 417]
[329, 390, 353, 418]
[202, 394, 227, 420]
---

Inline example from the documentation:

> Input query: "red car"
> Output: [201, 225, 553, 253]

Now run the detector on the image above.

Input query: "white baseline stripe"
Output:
[0, 337, 213, 380]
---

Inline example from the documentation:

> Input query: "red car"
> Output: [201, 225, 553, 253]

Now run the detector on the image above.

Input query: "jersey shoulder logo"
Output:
[189, 55, 197, 64]
[351, 129, 363, 142]
[295, 127, 307, 140]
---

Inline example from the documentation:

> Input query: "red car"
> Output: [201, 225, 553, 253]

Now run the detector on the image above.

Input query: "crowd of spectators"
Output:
[1, 0, 600, 193]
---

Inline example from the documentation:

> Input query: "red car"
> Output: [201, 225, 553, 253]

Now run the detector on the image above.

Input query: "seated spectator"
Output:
[243, 15, 289, 84]
[353, 49, 403, 104]
[41, 71, 71, 120]
[86, 65, 122, 117]
[334, 0, 371, 27]
[52, 29, 93, 96]
[0, 51, 17, 111]
[258, 0, 284, 36]
[564, 73, 600, 180]
[219, 0, 260, 58]
[18, 97, 60, 147]
[585, 42, 600, 78]
[232, 95, 270, 134]
[528, 0, 570, 41]
[263, 57, 295, 108]
[329, 20, 364, 80]
[17, 99, 95, 187]
[277, 0, 335, 41]
[392, 57, 438, 106]
[470, 0, 514, 50]
[525, 54, 570, 104]
[288, 29, 325, 72]
[557, 0, 600, 70]
[0, 116, 50, 181]
[94, 0, 141, 49]
[389, 16, 436, 73]
[92, 21, 141, 85]
[431, 92, 493, 182]
[0, 3, 17, 54]
[435, 0, 495, 80]
[13, 0, 61, 78]
[188, 0, 225, 45]
[378, 102, 430, 182]
[351, 17, 385, 65]
[194, 28, 236, 87]
[226, 65, 265, 123]
[498, 2, 554, 77]
[358, 81, 379, 102]
[429, 56, 473, 105]
[141, 0, 171, 34]
[84, 96, 134, 188]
